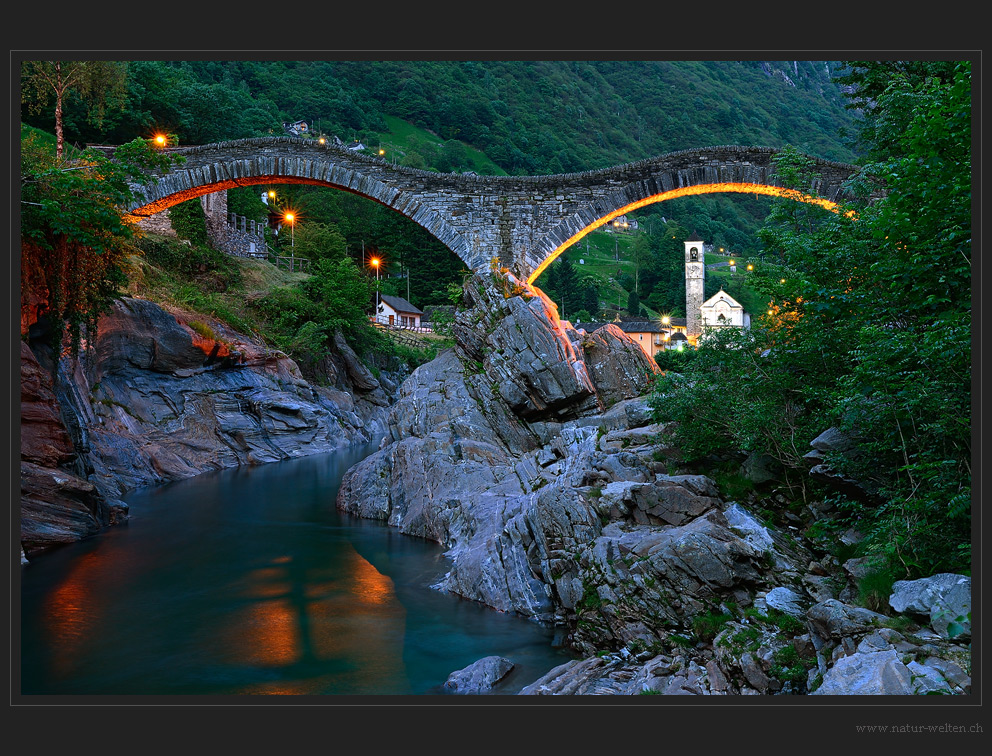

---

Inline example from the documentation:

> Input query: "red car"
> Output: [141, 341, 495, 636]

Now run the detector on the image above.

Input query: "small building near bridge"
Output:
[375, 294, 424, 329]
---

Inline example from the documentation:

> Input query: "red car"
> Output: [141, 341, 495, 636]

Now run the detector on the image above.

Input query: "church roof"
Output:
[701, 288, 744, 309]
[686, 231, 704, 242]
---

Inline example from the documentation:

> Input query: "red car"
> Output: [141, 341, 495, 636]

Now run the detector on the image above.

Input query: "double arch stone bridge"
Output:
[125, 137, 864, 283]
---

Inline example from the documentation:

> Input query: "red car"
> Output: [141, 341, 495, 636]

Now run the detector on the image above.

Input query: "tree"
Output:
[626, 289, 641, 316]
[287, 221, 348, 263]
[630, 232, 653, 295]
[651, 60, 972, 578]
[21, 61, 128, 159]
[21, 132, 179, 360]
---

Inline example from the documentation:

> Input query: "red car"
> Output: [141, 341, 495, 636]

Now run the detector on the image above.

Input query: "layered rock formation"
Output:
[20, 296, 396, 560]
[336, 267, 972, 696]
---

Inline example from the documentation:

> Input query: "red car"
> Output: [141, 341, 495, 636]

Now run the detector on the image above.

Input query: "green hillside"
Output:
[20, 59, 862, 312]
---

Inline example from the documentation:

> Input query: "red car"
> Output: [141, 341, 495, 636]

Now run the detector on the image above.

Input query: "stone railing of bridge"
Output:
[126, 137, 867, 281]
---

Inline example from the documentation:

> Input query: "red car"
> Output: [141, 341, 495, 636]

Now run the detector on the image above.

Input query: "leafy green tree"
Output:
[287, 221, 348, 262]
[651, 60, 972, 577]
[21, 60, 128, 158]
[626, 289, 641, 316]
[21, 133, 178, 358]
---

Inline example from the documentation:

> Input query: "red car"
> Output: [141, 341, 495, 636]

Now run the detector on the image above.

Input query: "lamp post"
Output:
[371, 257, 381, 322]
[284, 211, 296, 271]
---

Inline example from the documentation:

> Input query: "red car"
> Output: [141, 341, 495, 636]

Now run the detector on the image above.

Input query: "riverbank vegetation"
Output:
[650, 61, 972, 583]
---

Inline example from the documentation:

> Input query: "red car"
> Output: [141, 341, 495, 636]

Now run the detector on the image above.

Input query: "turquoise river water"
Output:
[19, 441, 575, 697]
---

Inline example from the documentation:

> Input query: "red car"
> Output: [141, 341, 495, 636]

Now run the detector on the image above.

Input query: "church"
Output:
[684, 233, 749, 346]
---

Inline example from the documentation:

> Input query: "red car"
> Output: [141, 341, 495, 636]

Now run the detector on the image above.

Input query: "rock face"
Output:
[20, 341, 126, 556]
[337, 270, 794, 663]
[20, 297, 393, 560]
[337, 269, 665, 622]
[335, 268, 972, 697]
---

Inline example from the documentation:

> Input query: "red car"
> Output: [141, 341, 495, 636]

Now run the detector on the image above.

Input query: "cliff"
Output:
[19, 295, 396, 561]
[336, 268, 972, 696]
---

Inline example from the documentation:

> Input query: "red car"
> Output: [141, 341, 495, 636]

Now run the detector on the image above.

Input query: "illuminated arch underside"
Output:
[526, 182, 843, 285]
[122, 175, 390, 222]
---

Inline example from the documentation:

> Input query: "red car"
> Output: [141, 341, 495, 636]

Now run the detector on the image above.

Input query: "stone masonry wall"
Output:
[127, 138, 869, 280]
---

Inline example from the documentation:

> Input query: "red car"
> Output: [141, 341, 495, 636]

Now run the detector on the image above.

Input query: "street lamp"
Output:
[284, 212, 295, 249]
[370, 257, 381, 320]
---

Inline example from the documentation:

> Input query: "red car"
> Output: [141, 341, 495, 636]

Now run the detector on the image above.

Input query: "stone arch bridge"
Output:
[125, 137, 865, 283]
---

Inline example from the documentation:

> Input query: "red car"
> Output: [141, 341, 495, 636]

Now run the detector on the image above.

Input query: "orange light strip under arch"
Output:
[525, 182, 845, 284]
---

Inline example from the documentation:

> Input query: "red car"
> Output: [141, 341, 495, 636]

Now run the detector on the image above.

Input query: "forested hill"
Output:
[27, 59, 861, 172]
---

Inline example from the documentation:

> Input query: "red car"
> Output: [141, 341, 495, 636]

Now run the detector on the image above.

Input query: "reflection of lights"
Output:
[527, 182, 846, 285]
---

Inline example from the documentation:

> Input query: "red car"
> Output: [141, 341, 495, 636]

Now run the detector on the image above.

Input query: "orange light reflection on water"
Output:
[42, 551, 106, 678]
[213, 548, 407, 693]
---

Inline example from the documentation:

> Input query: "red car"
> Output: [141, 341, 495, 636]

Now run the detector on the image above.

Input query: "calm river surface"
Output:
[19, 441, 574, 697]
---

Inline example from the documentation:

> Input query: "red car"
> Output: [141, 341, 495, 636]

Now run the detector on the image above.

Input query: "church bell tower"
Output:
[685, 232, 705, 343]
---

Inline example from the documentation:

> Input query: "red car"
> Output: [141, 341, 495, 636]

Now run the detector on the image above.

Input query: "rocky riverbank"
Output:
[20, 295, 400, 562]
[336, 267, 972, 696]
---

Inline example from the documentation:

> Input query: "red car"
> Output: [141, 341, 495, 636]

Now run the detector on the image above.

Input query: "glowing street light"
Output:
[284, 211, 295, 250]
[370, 257, 381, 317]
[747, 264, 754, 271]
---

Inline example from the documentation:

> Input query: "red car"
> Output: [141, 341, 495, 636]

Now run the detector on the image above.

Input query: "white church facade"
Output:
[684, 233, 750, 345]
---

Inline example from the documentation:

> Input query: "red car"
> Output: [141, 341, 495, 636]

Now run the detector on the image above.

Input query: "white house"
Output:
[700, 288, 750, 336]
[375, 294, 423, 328]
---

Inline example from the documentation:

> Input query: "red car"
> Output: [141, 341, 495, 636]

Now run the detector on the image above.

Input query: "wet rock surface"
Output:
[20, 297, 395, 560]
[336, 269, 972, 697]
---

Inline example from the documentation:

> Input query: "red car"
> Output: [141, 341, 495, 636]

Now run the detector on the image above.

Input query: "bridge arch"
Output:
[526, 182, 849, 284]
[125, 138, 865, 280]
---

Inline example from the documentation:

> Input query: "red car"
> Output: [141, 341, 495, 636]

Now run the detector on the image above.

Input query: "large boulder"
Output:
[442, 656, 515, 694]
[806, 599, 888, 640]
[811, 649, 915, 695]
[889, 573, 971, 639]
